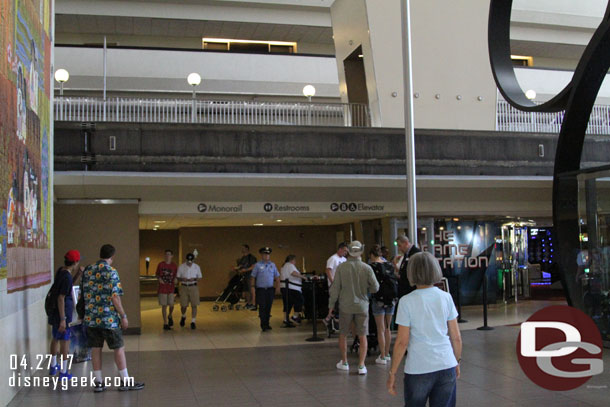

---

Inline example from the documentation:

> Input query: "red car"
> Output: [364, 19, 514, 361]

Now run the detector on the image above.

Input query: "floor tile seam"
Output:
[175, 347, 203, 404]
[560, 391, 601, 406]
[458, 360, 530, 384]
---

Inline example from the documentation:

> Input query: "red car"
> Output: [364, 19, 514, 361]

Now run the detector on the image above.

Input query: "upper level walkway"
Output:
[54, 96, 610, 135]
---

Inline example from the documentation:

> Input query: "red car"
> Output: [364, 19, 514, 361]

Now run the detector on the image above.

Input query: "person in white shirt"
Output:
[280, 255, 306, 325]
[387, 251, 462, 406]
[323, 242, 348, 331]
[177, 253, 202, 329]
[325, 242, 348, 287]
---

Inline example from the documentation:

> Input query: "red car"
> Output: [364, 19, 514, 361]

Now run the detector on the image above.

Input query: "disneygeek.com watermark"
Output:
[8, 372, 134, 391]
[8, 354, 134, 391]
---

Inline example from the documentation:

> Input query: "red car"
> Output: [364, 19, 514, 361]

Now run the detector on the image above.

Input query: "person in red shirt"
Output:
[156, 249, 178, 330]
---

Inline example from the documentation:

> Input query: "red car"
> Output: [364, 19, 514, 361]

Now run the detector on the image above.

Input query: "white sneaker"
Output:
[358, 365, 367, 375]
[336, 361, 349, 371]
[385, 355, 392, 362]
[375, 355, 387, 365]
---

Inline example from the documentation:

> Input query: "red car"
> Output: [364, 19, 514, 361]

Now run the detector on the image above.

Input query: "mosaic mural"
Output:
[0, 0, 52, 293]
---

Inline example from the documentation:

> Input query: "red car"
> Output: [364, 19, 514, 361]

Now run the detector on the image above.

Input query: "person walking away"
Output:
[387, 252, 462, 407]
[368, 245, 398, 365]
[82, 244, 145, 392]
[327, 241, 379, 375]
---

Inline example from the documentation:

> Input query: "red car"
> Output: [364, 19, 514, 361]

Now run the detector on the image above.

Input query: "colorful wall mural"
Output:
[0, 0, 52, 294]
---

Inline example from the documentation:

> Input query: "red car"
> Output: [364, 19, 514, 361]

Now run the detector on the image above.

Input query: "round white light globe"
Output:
[525, 89, 537, 100]
[302, 84, 316, 98]
[54, 68, 69, 83]
[187, 72, 201, 86]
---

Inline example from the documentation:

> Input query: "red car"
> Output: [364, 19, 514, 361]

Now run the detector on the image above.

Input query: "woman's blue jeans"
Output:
[403, 366, 457, 407]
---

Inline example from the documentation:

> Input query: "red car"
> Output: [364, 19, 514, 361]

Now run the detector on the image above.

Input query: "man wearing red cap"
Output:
[47, 250, 82, 381]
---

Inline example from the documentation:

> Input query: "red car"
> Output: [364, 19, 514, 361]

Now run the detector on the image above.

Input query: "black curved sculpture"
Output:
[488, 1, 610, 318]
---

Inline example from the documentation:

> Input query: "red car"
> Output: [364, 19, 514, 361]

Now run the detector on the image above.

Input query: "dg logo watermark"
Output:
[517, 305, 604, 391]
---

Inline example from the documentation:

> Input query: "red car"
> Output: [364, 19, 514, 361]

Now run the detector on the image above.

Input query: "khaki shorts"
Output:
[158, 293, 175, 306]
[179, 285, 200, 307]
[339, 312, 369, 336]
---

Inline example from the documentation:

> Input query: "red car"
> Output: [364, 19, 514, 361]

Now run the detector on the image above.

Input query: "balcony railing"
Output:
[497, 100, 610, 135]
[54, 97, 371, 127]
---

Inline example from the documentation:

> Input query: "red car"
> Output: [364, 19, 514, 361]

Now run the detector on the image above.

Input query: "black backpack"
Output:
[373, 262, 398, 305]
[45, 267, 67, 317]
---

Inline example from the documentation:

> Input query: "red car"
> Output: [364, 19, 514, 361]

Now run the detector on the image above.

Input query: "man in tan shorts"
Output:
[156, 249, 177, 330]
[177, 253, 202, 329]
[327, 241, 379, 375]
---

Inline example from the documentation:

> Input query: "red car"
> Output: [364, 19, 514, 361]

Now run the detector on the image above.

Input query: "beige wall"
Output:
[139, 230, 179, 276]
[54, 204, 141, 330]
[178, 225, 342, 298]
[0, 297, 49, 406]
[331, 0, 497, 130]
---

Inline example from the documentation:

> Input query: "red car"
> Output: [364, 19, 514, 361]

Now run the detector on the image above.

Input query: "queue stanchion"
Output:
[477, 272, 494, 331]
[306, 276, 324, 342]
[282, 279, 295, 328]
[456, 274, 468, 323]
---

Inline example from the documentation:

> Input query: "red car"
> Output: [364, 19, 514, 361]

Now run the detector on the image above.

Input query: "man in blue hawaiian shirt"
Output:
[82, 244, 145, 392]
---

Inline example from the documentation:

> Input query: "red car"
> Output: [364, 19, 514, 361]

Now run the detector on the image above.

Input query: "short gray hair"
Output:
[395, 235, 410, 244]
[407, 252, 443, 286]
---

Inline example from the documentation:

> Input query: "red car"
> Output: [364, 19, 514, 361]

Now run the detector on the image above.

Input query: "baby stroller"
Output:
[212, 273, 245, 312]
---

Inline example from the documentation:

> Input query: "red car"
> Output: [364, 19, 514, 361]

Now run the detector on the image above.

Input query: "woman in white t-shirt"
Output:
[280, 255, 306, 325]
[387, 251, 463, 407]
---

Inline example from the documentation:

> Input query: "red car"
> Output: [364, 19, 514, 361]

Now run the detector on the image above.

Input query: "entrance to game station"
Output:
[498, 221, 534, 303]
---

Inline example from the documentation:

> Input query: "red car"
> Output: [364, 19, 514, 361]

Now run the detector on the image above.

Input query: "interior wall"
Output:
[139, 230, 180, 276]
[331, 0, 497, 130]
[54, 203, 141, 331]
[0, 0, 54, 404]
[179, 225, 341, 298]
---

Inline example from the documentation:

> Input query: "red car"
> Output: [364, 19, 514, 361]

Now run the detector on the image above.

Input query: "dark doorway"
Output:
[343, 46, 370, 126]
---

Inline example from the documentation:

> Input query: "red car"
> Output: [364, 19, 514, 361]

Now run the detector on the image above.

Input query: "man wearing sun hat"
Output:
[250, 247, 280, 332]
[47, 250, 82, 381]
[327, 241, 379, 375]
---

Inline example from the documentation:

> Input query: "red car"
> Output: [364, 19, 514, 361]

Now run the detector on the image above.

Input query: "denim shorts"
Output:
[371, 300, 395, 316]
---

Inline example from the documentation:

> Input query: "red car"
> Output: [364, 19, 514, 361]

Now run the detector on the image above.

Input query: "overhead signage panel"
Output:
[140, 201, 408, 215]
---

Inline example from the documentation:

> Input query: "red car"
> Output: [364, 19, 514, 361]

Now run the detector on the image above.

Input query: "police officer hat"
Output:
[259, 247, 272, 254]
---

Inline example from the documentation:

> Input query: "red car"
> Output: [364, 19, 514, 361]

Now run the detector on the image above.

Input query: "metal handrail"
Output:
[54, 96, 371, 127]
[497, 100, 610, 135]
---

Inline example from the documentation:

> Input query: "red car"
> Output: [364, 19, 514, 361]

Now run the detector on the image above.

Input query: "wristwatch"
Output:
[121, 314, 127, 319]
[60, 316, 67, 321]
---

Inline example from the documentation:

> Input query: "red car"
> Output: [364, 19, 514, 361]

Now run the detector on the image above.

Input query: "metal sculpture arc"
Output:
[488, 0, 610, 310]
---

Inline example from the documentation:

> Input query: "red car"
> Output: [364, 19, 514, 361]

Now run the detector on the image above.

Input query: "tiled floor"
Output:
[8, 298, 610, 406]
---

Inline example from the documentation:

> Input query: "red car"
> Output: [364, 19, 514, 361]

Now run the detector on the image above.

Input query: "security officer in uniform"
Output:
[250, 247, 280, 332]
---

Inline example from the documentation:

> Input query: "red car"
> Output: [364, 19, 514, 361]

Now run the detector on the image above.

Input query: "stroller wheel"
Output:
[212, 305, 219, 312]
[235, 305, 241, 310]
[221, 305, 228, 312]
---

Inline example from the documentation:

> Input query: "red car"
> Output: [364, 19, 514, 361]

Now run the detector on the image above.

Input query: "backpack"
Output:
[373, 262, 398, 306]
[45, 267, 67, 317]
